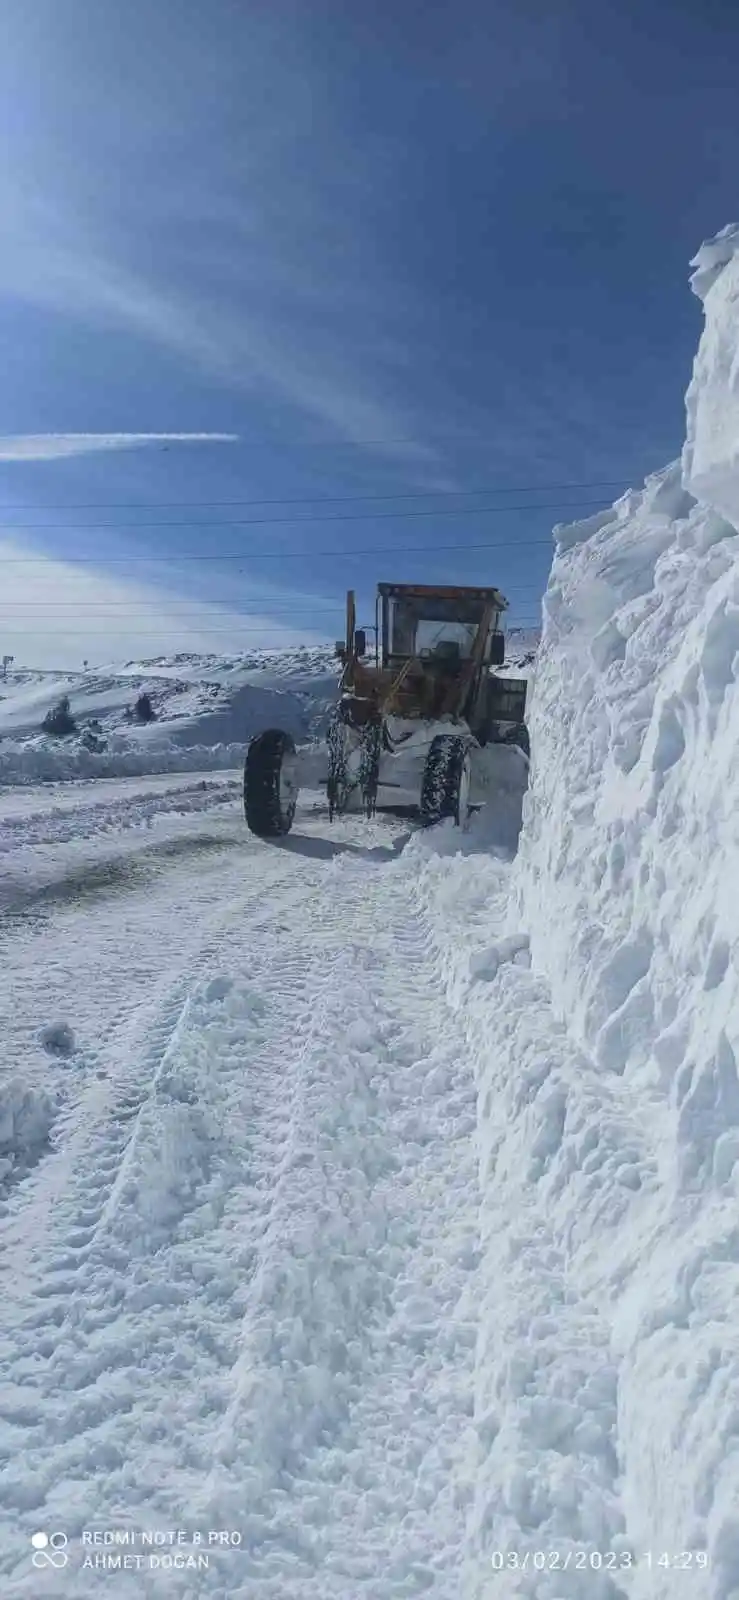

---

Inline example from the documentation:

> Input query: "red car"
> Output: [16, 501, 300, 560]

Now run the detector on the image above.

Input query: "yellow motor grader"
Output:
[243, 581, 529, 836]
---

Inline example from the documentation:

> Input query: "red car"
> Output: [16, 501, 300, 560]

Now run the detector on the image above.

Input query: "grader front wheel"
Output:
[420, 735, 472, 828]
[244, 729, 299, 838]
[326, 714, 350, 821]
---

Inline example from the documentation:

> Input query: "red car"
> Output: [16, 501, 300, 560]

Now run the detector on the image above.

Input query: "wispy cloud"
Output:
[0, 433, 237, 462]
[0, 210, 442, 474]
[0, 536, 330, 670]
[0, 12, 449, 479]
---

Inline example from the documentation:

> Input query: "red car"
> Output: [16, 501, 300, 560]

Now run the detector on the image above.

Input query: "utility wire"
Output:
[0, 624, 544, 637]
[0, 535, 558, 564]
[0, 584, 547, 612]
[0, 496, 611, 533]
[0, 477, 632, 512]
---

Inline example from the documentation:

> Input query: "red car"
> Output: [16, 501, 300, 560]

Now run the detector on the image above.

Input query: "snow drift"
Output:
[473, 225, 739, 1596]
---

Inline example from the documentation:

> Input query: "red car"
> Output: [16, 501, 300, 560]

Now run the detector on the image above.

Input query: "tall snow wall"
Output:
[507, 226, 739, 1594]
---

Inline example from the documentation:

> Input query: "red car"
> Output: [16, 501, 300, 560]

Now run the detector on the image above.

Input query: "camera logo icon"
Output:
[31, 1532, 69, 1569]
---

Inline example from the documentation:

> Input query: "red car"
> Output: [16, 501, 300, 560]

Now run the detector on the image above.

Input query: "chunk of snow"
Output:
[688, 222, 739, 301]
[0, 1078, 56, 1178]
[684, 223, 739, 530]
[39, 1021, 76, 1057]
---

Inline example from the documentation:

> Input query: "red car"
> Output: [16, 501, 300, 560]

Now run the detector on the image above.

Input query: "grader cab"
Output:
[335, 583, 524, 739]
[243, 581, 529, 837]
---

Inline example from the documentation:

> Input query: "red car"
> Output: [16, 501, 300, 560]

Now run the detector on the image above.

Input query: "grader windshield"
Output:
[378, 583, 506, 669]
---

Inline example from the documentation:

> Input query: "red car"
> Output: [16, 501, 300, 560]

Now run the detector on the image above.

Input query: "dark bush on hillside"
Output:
[42, 696, 76, 737]
[133, 691, 156, 723]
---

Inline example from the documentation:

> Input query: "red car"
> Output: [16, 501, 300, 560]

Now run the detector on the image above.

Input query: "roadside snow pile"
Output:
[0, 1079, 56, 1181]
[491, 224, 739, 1595]
[0, 739, 248, 785]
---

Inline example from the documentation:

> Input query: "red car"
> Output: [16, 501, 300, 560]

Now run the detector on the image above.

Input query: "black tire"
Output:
[244, 729, 298, 837]
[501, 722, 530, 758]
[420, 735, 471, 827]
[326, 712, 349, 821]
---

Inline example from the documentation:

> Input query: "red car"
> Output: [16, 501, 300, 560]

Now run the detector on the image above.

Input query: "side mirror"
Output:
[489, 632, 505, 667]
[354, 629, 367, 657]
[335, 640, 346, 660]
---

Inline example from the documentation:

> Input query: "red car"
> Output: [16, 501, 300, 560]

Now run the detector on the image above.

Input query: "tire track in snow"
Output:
[0, 774, 240, 857]
[0, 836, 481, 1599]
[178, 865, 479, 1594]
[0, 852, 326, 1308]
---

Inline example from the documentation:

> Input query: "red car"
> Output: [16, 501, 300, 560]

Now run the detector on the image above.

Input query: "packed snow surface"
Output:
[0, 780, 511, 1597]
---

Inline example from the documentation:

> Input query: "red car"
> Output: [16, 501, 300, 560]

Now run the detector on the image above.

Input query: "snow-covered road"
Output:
[0, 777, 489, 1597]
[2, 709, 725, 1598]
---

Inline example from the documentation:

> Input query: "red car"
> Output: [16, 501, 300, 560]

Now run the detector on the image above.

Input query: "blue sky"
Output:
[0, 0, 737, 665]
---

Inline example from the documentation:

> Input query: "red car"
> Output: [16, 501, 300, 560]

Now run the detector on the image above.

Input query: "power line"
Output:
[0, 608, 335, 616]
[0, 613, 544, 636]
[0, 535, 557, 565]
[0, 600, 545, 623]
[0, 628, 338, 636]
[0, 610, 542, 623]
[0, 496, 611, 534]
[0, 477, 631, 512]
[1, 607, 350, 614]
[0, 585, 547, 613]
[0, 624, 544, 637]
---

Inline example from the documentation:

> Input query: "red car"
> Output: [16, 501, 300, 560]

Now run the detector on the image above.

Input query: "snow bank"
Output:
[494, 229, 739, 1595]
[0, 738, 247, 786]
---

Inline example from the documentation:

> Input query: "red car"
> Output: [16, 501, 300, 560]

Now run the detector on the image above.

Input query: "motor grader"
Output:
[243, 581, 529, 837]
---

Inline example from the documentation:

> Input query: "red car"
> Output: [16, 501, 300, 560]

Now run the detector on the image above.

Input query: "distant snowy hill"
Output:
[0, 646, 340, 784]
[500, 625, 540, 674]
[0, 628, 538, 786]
